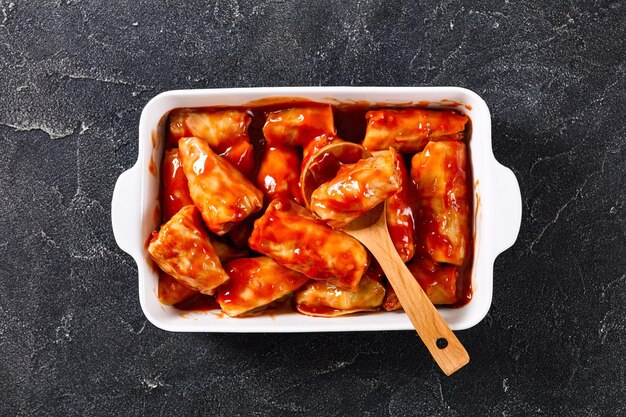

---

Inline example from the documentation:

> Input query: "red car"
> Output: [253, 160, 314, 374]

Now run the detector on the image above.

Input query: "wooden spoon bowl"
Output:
[300, 141, 371, 208]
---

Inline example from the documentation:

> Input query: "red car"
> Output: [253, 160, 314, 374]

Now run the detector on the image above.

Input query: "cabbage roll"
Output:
[310, 149, 402, 228]
[179, 137, 263, 235]
[385, 152, 416, 262]
[217, 257, 308, 317]
[363, 108, 468, 153]
[295, 275, 385, 317]
[383, 257, 459, 309]
[263, 105, 336, 146]
[411, 141, 470, 266]
[248, 198, 369, 291]
[148, 205, 229, 295]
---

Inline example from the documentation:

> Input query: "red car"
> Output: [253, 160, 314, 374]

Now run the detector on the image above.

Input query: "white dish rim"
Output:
[111, 86, 522, 332]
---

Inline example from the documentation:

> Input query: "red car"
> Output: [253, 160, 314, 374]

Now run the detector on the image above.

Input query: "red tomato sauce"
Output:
[157, 101, 474, 313]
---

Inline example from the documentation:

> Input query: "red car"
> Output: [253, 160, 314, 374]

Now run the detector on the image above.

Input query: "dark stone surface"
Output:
[1, 0, 625, 415]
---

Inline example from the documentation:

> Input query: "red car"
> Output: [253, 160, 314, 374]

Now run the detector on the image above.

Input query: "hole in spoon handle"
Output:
[436, 338, 448, 349]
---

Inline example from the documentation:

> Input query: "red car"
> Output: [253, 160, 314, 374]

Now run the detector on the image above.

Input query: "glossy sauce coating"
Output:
[385, 153, 416, 262]
[310, 149, 402, 228]
[148, 205, 229, 295]
[248, 198, 370, 291]
[263, 105, 336, 146]
[219, 140, 256, 180]
[256, 146, 303, 204]
[301, 135, 339, 169]
[411, 141, 470, 266]
[161, 149, 194, 222]
[363, 108, 469, 153]
[179, 137, 263, 235]
[216, 257, 308, 317]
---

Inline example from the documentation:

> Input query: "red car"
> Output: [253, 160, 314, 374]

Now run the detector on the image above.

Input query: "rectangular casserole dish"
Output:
[111, 87, 521, 332]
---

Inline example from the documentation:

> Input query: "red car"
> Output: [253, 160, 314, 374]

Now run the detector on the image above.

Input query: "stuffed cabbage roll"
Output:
[158, 235, 245, 307]
[256, 146, 303, 203]
[248, 198, 369, 291]
[385, 152, 416, 262]
[161, 149, 194, 222]
[158, 270, 197, 306]
[363, 108, 469, 153]
[409, 257, 459, 305]
[148, 205, 229, 295]
[263, 105, 336, 146]
[383, 257, 459, 309]
[295, 275, 385, 317]
[168, 108, 255, 178]
[216, 257, 308, 317]
[179, 137, 263, 235]
[310, 149, 402, 228]
[411, 141, 470, 266]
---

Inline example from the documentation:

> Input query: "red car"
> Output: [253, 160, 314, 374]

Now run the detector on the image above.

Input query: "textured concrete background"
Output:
[1, 0, 625, 416]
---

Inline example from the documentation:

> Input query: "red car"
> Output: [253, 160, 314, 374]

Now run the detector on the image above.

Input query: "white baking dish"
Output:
[111, 87, 521, 332]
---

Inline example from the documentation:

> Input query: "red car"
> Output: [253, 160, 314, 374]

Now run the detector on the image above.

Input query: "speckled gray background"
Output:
[1, 0, 625, 416]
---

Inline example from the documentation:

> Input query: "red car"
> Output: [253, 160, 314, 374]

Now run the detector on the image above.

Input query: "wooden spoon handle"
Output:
[366, 230, 470, 375]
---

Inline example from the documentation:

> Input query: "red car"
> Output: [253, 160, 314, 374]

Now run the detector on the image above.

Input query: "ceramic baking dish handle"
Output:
[491, 160, 522, 255]
[111, 164, 142, 260]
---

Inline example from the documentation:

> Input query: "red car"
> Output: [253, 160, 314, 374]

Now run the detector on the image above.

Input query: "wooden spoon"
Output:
[302, 142, 470, 376]
[344, 203, 469, 376]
